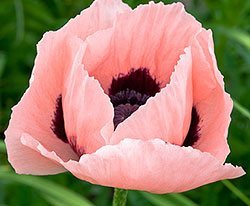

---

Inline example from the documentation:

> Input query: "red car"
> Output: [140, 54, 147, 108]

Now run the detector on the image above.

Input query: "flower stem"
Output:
[112, 188, 128, 206]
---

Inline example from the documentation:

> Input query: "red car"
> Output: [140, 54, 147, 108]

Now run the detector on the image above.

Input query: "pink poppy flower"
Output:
[5, 0, 245, 194]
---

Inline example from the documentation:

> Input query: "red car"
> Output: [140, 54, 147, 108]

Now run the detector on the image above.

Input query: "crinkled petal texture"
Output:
[190, 29, 233, 163]
[4, 0, 128, 174]
[62, 41, 114, 154]
[83, 2, 201, 92]
[5, 0, 245, 193]
[83, 1, 232, 163]
[110, 48, 193, 145]
[4, 35, 80, 175]
[21, 135, 245, 194]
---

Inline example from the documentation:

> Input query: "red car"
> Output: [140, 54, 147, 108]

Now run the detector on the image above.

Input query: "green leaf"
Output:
[216, 27, 250, 51]
[0, 141, 6, 153]
[140, 192, 198, 206]
[222, 180, 250, 206]
[0, 170, 94, 206]
[233, 99, 250, 120]
[42, 194, 71, 206]
[14, 0, 25, 43]
[228, 30, 250, 51]
[0, 52, 6, 78]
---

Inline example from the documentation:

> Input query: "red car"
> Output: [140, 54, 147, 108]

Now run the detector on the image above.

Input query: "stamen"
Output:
[113, 104, 139, 128]
[110, 89, 150, 107]
[109, 68, 160, 128]
[183, 107, 201, 147]
[109, 68, 160, 96]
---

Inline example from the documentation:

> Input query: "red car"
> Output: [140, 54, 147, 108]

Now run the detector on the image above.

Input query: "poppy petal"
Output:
[4, 35, 84, 174]
[191, 29, 233, 162]
[83, 2, 201, 92]
[4, 0, 130, 174]
[21, 135, 245, 193]
[60, 0, 131, 40]
[63, 52, 114, 155]
[110, 47, 192, 145]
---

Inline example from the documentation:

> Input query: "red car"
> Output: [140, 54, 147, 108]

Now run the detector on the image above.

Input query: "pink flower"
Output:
[5, 0, 245, 194]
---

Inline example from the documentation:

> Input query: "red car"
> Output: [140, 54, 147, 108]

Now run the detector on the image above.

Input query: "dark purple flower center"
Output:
[50, 68, 201, 157]
[109, 68, 161, 96]
[50, 95, 68, 143]
[109, 68, 160, 128]
[108, 68, 201, 146]
[51, 95, 84, 156]
[182, 107, 201, 147]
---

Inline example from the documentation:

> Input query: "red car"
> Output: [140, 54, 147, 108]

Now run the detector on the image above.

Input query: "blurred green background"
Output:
[0, 0, 249, 205]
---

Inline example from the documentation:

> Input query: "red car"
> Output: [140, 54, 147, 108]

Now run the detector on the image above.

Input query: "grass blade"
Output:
[233, 100, 250, 120]
[0, 141, 6, 153]
[0, 170, 94, 206]
[228, 30, 250, 51]
[222, 180, 250, 206]
[14, 0, 25, 43]
[42, 194, 71, 206]
[140, 191, 198, 206]
[216, 27, 250, 51]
